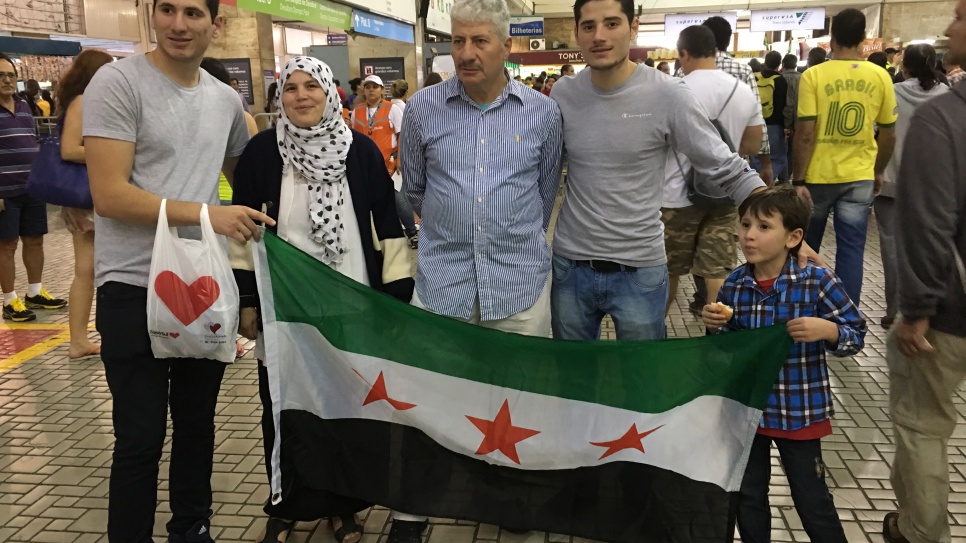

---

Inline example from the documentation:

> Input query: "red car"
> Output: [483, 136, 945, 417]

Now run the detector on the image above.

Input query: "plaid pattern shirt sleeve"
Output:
[714, 257, 867, 430]
[816, 268, 866, 357]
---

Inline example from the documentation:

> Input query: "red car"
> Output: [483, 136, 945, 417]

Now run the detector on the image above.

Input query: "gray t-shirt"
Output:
[83, 54, 249, 288]
[551, 65, 764, 267]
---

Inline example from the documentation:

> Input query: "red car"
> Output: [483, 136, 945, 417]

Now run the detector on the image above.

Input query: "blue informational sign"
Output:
[509, 16, 544, 37]
[352, 10, 415, 44]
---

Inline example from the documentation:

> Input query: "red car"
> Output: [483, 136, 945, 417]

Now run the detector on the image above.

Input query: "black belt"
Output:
[574, 259, 637, 273]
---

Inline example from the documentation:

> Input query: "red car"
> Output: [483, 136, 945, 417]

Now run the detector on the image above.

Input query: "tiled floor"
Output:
[1, 204, 963, 543]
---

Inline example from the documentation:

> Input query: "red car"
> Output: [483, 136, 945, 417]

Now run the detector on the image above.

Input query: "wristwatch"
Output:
[792, 179, 807, 186]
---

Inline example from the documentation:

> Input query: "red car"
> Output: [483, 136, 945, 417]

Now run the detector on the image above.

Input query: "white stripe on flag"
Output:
[253, 236, 285, 504]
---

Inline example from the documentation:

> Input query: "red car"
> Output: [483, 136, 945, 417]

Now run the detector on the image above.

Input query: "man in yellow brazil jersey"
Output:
[791, 7, 897, 309]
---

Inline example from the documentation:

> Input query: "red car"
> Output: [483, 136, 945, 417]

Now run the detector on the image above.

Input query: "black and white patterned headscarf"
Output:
[276, 56, 352, 264]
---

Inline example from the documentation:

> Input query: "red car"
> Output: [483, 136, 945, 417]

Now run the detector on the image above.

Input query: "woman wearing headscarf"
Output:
[231, 56, 414, 543]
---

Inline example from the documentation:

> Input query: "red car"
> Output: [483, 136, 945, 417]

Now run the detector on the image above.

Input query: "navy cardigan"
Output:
[231, 128, 414, 309]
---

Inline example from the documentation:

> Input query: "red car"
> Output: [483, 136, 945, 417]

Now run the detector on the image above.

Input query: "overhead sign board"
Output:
[358, 0, 417, 24]
[510, 16, 544, 37]
[326, 33, 348, 45]
[234, 0, 352, 29]
[353, 10, 415, 43]
[360, 57, 406, 98]
[750, 8, 826, 32]
[426, 0, 452, 35]
[664, 12, 738, 35]
[860, 37, 883, 57]
[509, 47, 654, 65]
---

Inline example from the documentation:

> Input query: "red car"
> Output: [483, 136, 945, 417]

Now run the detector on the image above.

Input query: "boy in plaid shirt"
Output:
[702, 186, 866, 542]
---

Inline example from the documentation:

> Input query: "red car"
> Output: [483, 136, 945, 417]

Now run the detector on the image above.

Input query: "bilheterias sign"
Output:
[253, 232, 791, 543]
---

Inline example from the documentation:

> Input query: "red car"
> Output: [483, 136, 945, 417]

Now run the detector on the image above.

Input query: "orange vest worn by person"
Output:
[352, 100, 397, 175]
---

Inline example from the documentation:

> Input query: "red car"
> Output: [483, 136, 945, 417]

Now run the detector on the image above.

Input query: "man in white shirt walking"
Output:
[662, 25, 765, 311]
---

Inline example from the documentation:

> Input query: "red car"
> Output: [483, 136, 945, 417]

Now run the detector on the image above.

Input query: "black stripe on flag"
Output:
[277, 410, 737, 543]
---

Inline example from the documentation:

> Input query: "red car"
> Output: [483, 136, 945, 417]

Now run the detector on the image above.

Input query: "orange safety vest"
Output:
[352, 100, 397, 175]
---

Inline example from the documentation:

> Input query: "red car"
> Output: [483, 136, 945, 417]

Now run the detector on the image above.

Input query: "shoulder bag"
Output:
[26, 125, 93, 209]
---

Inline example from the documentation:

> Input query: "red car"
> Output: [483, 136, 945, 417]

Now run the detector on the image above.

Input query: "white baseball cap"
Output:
[363, 75, 384, 87]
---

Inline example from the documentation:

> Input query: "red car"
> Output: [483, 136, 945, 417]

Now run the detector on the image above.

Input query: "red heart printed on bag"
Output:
[209, 323, 221, 334]
[170, 333, 180, 339]
[154, 271, 221, 326]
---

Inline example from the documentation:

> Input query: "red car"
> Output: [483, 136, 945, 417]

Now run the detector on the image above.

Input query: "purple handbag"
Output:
[26, 133, 94, 209]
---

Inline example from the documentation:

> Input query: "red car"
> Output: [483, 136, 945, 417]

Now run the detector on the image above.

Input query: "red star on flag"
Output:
[466, 399, 540, 465]
[590, 423, 663, 460]
[355, 370, 416, 411]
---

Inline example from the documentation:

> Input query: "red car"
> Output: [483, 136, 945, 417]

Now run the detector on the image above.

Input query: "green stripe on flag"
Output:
[264, 232, 791, 415]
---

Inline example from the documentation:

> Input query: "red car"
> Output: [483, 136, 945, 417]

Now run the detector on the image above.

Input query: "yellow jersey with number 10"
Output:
[797, 60, 898, 184]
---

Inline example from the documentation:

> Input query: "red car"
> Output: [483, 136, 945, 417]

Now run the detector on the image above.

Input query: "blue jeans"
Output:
[550, 254, 668, 341]
[737, 434, 847, 543]
[804, 180, 874, 306]
[751, 125, 787, 183]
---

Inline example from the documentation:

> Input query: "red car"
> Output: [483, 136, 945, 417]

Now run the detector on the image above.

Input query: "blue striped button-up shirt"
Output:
[0, 96, 38, 199]
[401, 74, 564, 321]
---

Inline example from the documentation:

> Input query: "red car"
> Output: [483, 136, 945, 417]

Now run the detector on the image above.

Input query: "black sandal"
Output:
[258, 517, 295, 543]
[330, 514, 363, 543]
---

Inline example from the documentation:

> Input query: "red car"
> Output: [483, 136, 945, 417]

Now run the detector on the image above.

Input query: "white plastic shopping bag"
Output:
[147, 200, 239, 363]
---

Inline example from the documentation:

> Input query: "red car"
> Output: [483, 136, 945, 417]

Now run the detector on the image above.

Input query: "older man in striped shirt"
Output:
[400, 2, 562, 332]
[395, 0, 562, 539]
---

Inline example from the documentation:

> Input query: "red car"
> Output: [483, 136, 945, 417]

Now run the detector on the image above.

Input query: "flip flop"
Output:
[257, 517, 295, 543]
[330, 515, 362, 543]
[69, 345, 101, 362]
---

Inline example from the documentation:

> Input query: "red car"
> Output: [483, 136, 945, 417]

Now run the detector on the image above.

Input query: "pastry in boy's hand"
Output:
[715, 302, 734, 320]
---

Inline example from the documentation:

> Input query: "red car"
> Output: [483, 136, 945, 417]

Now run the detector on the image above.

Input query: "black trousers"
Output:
[257, 361, 371, 521]
[97, 282, 225, 543]
[737, 434, 847, 543]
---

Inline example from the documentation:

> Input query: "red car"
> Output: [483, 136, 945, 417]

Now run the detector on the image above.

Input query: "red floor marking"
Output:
[0, 329, 64, 359]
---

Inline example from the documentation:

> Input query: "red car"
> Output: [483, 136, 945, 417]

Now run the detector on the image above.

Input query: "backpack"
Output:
[756, 73, 780, 118]
[673, 79, 740, 208]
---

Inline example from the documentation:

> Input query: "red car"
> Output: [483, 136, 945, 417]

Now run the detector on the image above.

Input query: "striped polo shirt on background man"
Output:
[0, 95, 39, 199]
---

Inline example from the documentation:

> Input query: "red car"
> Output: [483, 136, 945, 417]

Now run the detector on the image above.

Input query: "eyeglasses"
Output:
[0, 72, 17, 81]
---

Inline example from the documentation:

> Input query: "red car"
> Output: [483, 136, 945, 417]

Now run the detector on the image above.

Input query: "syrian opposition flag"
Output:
[253, 232, 792, 543]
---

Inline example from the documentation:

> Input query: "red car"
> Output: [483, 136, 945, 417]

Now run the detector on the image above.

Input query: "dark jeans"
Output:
[737, 434, 847, 543]
[97, 282, 225, 543]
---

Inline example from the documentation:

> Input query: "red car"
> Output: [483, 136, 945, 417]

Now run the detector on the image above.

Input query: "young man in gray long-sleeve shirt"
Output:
[885, 3, 966, 541]
[548, 0, 765, 341]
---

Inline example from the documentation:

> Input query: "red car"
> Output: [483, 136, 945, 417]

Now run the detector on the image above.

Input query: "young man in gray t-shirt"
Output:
[549, 0, 764, 342]
[82, 0, 272, 540]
